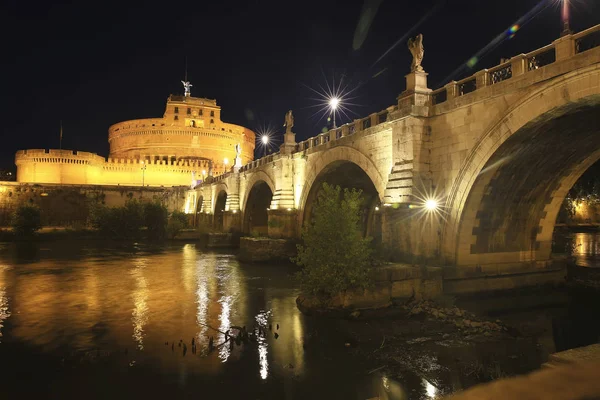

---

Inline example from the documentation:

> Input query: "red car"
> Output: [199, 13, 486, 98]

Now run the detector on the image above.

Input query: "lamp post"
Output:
[562, 0, 571, 36]
[141, 161, 147, 186]
[261, 135, 269, 158]
[329, 97, 340, 129]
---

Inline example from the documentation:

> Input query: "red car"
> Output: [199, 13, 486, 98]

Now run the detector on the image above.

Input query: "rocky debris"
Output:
[403, 300, 508, 335]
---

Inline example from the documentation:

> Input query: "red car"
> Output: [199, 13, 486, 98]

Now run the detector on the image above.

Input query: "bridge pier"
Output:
[267, 209, 297, 238]
[381, 207, 442, 264]
[222, 210, 241, 233]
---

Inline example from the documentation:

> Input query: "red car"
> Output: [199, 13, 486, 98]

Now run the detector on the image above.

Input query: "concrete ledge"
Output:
[203, 232, 239, 248]
[545, 344, 600, 368]
[443, 267, 566, 295]
[444, 361, 600, 400]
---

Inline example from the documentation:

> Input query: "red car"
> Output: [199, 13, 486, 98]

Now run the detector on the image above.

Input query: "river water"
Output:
[0, 233, 598, 399]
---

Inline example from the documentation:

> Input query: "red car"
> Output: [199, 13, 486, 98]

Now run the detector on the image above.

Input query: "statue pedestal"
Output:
[397, 70, 431, 115]
[280, 131, 296, 155]
[405, 70, 429, 92]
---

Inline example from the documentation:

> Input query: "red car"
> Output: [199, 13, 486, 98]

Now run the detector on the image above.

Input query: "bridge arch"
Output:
[241, 170, 276, 212]
[213, 183, 228, 230]
[445, 67, 600, 267]
[299, 146, 386, 239]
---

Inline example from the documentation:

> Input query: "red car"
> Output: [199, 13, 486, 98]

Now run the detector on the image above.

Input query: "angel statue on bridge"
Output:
[283, 110, 294, 133]
[407, 34, 425, 72]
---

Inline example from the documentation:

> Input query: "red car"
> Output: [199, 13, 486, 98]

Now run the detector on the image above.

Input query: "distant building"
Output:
[15, 88, 256, 187]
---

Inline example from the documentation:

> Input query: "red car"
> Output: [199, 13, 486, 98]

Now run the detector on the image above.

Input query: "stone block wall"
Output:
[0, 182, 186, 227]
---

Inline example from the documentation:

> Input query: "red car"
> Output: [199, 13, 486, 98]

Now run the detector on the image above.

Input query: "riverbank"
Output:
[322, 284, 600, 398]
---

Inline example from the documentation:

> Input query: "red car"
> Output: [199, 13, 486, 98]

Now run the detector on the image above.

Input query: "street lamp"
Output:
[261, 135, 269, 158]
[141, 161, 147, 186]
[329, 97, 340, 129]
[562, 0, 571, 36]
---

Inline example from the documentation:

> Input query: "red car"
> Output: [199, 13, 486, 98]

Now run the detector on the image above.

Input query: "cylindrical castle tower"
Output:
[108, 94, 256, 176]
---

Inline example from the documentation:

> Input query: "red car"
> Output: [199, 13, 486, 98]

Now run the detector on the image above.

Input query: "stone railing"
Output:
[234, 107, 393, 175]
[239, 153, 278, 173]
[295, 108, 392, 153]
[431, 24, 600, 106]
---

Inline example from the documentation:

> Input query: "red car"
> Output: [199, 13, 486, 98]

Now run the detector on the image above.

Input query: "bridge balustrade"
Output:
[527, 45, 556, 71]
[575, 25, 600, 54]
[488, 62, 513, 84]
[457, 77, 477, 96]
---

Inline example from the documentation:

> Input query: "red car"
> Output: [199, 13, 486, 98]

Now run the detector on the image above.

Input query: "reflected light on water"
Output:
[131, 261, 149, 350]
[196, 264, 209, 351]
[574, 233, 600, 256]
[423, 378, 438, 399]
[218, 296, 232, 362]
[0, 266, 10, 342]
[256, 310, 271, 380]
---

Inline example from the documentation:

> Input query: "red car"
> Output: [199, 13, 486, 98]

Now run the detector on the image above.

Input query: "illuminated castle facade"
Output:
[15, 87, 256, 187]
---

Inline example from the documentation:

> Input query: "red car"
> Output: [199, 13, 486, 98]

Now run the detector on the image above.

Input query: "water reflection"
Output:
[255, 310, 271, 379]
[555, 231, 600, 267]
[0, 265, 10, 342]
[131, 260, 149, 350]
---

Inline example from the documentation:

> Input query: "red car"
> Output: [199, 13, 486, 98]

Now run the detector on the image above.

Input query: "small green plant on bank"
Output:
[294, 183, 373, 299]
[11, 205, 42, 238]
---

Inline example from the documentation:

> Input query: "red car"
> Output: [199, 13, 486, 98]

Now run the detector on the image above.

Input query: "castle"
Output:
[15, 84, 256, 187]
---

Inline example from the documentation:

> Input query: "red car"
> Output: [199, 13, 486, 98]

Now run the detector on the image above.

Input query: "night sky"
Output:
[2, 0, 599, 171]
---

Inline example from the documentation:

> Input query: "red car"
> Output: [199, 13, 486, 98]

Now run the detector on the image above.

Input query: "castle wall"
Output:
[0, 182, 186, 227]
[15, 149, 212, 187]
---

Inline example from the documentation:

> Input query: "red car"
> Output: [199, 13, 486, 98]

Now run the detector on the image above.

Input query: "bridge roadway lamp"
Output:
[425, 199, 439, 211]
[261, 135, 269, 158]
[329, 97, 340, 129]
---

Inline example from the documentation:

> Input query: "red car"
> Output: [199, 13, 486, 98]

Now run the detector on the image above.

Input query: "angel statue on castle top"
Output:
[181, 80, 192, 97]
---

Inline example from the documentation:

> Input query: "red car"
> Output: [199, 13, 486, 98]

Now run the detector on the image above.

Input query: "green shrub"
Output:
[167, 219, 185, 239]
[294, 183, 373, 298]
[90, 200, 144, 239]
[170, 211, 189, 228]
[165, 210, 189, 239]
[144, 202, 168, 240]
[12, 205, 42, 237]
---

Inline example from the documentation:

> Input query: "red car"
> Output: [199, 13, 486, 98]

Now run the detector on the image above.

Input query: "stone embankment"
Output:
[237, 237, 297, 263]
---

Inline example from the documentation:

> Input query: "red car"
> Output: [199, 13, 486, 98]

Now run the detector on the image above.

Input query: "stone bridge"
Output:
[185, 26, 600, 288]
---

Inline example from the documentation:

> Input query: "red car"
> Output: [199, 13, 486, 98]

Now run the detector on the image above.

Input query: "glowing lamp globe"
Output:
[425, 199, 438, 211]
[329, 97, 340, 110]
[261, 135, 269, 144]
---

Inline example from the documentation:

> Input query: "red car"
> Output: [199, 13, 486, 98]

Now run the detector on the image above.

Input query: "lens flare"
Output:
[425, 199, 439, 211]
[301, 72, 361, 129]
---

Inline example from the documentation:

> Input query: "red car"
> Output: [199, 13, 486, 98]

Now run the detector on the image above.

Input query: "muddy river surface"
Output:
[0, 234, 598, 399]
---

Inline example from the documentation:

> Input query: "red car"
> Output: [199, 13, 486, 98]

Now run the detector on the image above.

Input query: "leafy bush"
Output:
[170, 211, 189, 228]
[90, 200, 144, 239]
[12, 205, 42, 237]
[166, 210, 189, 239]
[294, 183, 373, 298]
[144, 202, 168, 240]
